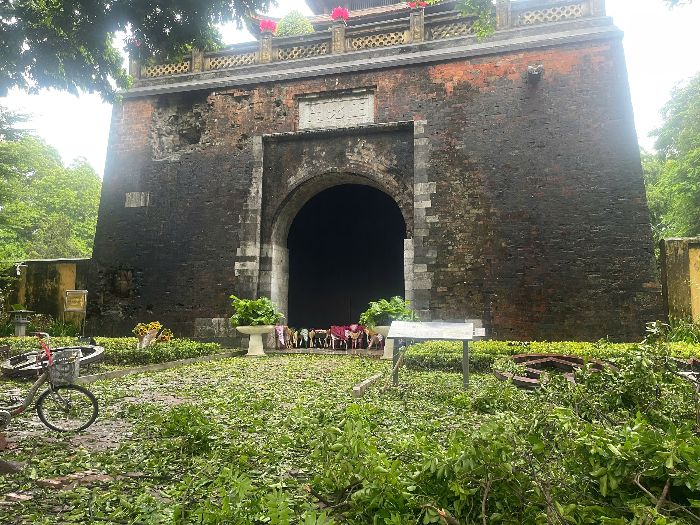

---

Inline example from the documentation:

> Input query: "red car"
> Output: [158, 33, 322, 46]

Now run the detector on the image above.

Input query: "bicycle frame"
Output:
[2, 334, 53, 417]
[3, 371, 49, 417]
[1, 335, 98, 433]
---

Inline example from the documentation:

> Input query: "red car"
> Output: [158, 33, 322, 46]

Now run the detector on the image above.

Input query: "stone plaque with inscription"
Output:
[298, 92, 375, 130]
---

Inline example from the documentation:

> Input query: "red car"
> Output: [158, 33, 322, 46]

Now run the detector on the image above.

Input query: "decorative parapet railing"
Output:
[141, 61, 191, 78]
[496, 0, 605, 29]
[205, 42, 259, 70]
[345, 17, 411, 50]
[274, 32, 331, 61]
[427, 17, 476, 39]
[133, 0, 605, 81]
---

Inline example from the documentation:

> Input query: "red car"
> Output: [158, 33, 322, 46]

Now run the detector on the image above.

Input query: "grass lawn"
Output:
[0, 356, 464, 523]
[0, 352, 697, 524]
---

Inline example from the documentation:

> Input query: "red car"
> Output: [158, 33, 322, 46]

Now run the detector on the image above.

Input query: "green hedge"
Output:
[95, 338, 223, 366]
[403, 340, 700, 373]
[0, 337, 77, 355]
[0, 337, 223, 366]
[2, 336, 697, 373]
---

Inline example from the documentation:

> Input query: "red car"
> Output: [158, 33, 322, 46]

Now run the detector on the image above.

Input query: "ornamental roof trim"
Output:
[126, 19, 620, 99]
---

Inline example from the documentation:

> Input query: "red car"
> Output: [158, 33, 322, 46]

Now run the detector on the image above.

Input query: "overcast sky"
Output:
[1, 0, 699, 176]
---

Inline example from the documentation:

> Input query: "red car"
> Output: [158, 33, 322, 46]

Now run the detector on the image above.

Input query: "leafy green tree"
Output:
[456, 0, 496, 36]
[643, 72, 700, 241]
[0, 107, 29, 142]
[0, 111, 101, 261]
[1, 0, 271, 100]
[275, 11, 314, 38]
[641, 150, 671, 242]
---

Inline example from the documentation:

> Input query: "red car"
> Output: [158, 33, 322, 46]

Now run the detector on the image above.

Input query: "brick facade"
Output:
[89, 21, 661, 340]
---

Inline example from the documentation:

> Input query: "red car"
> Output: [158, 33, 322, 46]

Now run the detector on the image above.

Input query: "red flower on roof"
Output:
[407, 1, 428, 8]
[330, 6, 350, 21]
[259, 19, 278, 33]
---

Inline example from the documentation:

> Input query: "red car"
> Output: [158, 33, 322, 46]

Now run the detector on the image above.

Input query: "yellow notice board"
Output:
[65, 290, 88, 313]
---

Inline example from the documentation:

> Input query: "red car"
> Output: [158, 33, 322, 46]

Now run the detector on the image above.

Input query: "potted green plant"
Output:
[230, 295, 284, 356]
[359, 296, 416, 360]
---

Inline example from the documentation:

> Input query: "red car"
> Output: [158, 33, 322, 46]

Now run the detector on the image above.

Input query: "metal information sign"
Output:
[387, 321, 486, 390]
[388, 321, 485, 341]
[64, 290, 88, 313]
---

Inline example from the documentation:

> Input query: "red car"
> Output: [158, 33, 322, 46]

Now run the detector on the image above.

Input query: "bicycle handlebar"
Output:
[36, 335, 53, 366]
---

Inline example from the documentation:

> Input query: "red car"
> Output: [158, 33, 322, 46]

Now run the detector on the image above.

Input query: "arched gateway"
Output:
[283, 184, 406, 326]
[233, 123, 431, 325]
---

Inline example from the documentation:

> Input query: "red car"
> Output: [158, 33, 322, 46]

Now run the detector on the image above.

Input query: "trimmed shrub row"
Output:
[403, 340, 700, 373]
[95, 338, 224, 366]
[2, 336, 697, 373]
[0, 337, 223, 366]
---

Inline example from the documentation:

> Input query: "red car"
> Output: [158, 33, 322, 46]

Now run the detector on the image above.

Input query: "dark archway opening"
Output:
[287, 184, 406, 328]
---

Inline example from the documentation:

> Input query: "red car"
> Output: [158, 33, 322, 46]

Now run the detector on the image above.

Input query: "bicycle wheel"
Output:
[36, 385, 98, 432]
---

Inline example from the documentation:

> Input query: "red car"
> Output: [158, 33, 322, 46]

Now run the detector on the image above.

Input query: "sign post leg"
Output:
[392, 341, 400, 387]
[462, 340, 469, 389]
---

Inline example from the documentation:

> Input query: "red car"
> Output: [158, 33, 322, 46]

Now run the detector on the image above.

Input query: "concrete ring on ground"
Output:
[673, 357, 700, 388]
[494, 354, 616, 390]
[1, 346, 105, 380]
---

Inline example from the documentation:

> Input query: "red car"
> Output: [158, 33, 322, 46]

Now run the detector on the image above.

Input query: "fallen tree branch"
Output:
[421, 504, 461, 525]
[655, 478, 671, 513]
[0, 458, 23, 475]
[305, 480, 363, 512]
[481, 477, 492, 525]
[634, 475, 700, 524]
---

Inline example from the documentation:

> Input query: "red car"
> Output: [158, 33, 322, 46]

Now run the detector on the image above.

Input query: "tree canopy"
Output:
[275, 10, 314, 38]
[1, 0, 271, 101]
[0, 107, 102, 261]
[643, 72, 700, 242]
[0, 0, 511, 100]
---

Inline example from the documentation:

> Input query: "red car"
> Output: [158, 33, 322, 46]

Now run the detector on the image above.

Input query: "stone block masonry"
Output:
[88, 14, 661, 340]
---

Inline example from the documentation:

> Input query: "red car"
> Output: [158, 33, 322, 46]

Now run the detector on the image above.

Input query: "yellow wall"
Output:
[690, 246, 700, 323]
[10, 259, 89, 319]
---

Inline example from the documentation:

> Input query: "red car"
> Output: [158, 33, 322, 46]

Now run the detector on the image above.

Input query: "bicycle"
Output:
[0, 336, 98, 432]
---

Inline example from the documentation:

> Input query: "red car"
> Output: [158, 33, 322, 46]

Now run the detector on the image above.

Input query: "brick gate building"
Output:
[88, 0, 661, 340]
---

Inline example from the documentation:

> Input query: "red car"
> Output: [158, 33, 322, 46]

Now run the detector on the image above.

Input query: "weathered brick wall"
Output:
[89, 37, 661, 340]
[422, 43, 662, 339]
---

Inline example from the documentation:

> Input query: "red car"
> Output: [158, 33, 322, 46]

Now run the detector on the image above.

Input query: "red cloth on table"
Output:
[330, 325, 348, 340]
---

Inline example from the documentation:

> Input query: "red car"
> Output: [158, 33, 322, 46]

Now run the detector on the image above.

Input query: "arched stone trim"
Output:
[260, 169, 412, 318]
[269, 169, 412, 248]
[234, 121, 433, 322]
[411, 119, 434, 320]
